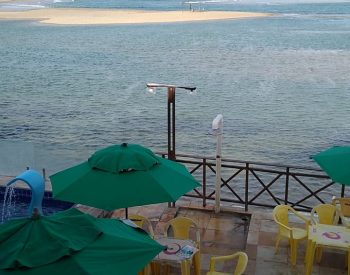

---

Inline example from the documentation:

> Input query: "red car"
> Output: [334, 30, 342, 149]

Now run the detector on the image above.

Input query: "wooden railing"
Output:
[158, 152, 349, 212]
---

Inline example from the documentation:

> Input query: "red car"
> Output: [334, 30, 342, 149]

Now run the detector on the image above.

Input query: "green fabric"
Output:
[50, 144, 200, 211]
[89, 143, 159, 173]
[0, 209, 164, 275]
[0, 208, 100, 269]
[313, 146, 350, 185]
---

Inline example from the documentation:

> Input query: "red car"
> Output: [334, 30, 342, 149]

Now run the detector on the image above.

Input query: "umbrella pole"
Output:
[125, 208, 128, 219]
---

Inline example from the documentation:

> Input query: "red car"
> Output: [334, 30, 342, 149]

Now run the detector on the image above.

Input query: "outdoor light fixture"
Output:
[147, 87, 156, 94]
[146, 83, 196, 161]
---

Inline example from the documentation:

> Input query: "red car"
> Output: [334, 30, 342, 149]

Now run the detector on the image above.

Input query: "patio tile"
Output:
[317, 250, 347, 269]
[255, 259, 308, 275]
[206, 217, 239, 231]
[260, 219, 279, 232]
[319, 267, 347, 275]
[245, 259, 256, 275]
[249, 218, 261, 232]
[178, 210, 211, 228]
[154, 223, 166, 235]
[200, 241, 240, 255]
[247, 231, 259, 245]
[257, 245, 289, 264]
[246, 244, 258, 260]
[202, 228, 246, 245]
[258, 231, 277, 247]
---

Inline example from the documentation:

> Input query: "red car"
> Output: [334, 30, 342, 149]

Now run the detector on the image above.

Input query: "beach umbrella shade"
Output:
[313, 146, 350, 185]
[0, 208, 164, 274]
[50, 143, 200, 211]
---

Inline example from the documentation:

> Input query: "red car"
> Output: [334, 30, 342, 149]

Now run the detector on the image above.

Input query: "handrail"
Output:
[155, 151, 348, 212]
[156, 151, 326, 172]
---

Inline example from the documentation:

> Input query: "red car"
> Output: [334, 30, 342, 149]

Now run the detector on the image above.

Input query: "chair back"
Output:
[311, 204, 339, 225]
[129, 214, 154, 237]
[234, 252, 248, 275]
[164, 216, 200, 246]
[273, 205, 290, 235]
[206, 251, 248, 275]
[273, 205, 290, 224]
[332, 197, 350, 217]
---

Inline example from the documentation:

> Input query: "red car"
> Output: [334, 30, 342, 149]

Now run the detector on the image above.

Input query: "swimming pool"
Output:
[0, 186, 74, 223]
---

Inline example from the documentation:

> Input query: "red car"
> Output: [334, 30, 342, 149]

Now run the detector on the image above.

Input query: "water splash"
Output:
[1, 170, 45, 223]
[1, 185, 16, 223]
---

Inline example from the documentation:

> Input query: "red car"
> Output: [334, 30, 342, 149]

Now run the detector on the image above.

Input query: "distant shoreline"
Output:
[0, 8, 271, 25]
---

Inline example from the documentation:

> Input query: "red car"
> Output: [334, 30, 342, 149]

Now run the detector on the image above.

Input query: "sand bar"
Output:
[0, 8, 271, 25]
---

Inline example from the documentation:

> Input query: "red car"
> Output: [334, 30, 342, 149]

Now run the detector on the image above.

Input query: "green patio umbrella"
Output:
[0, 208, 164, 274]
[313, 146, 350, 185]
[50, 143, 200, 211]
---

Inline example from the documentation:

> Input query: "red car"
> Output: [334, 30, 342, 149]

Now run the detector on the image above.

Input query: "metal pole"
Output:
[245, 163, 249, 211]
[214, 141, 222, 213]
[168, 87, 176, 207]
[212, 114, 223, 214]
[167, 87, 176, 160]
[146, 83, 195, 208]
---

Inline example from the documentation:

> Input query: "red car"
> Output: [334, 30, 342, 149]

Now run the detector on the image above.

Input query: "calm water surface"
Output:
[0, 1, 350, 175]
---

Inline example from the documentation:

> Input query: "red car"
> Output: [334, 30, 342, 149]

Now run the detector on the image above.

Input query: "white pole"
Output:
[212, 114, 223, 214]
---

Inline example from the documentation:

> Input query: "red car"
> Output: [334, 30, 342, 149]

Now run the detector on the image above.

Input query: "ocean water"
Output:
[0, 1, 350, 175]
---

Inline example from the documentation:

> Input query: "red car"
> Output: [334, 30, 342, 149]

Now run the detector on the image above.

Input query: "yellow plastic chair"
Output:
[206, 252, 248, 275]
[332, 197, 350, 227]
[310, 204, 339, 262]
[311, 203, 339, 225]
[129, 214, 154, 275]
[164, 216, 201, 275]
[129, 214, 155, 238]
[272, 205, 309, 265]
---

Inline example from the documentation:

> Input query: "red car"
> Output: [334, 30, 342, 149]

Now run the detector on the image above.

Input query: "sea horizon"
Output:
[0, 0, 350, 176]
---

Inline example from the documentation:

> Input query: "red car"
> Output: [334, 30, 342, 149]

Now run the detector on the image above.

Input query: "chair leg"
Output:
[164, 264, 170, 275]
[275, 236, 281, 253]
[290, 240, 298, 266]
[139, 264, 151, 275]
[193, 251, 201, 275]
[180, 260, 190, 275]
[151, 262, 161, 275]
[347, 250, 350, 275]
[305, 241, 316, 275]
[316, 247, 323, 263]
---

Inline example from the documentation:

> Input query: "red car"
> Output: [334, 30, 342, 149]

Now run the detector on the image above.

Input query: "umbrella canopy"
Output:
[0, 208, 164, 274]
[50, 143, 200, 211]
[313, 146, 350, 185]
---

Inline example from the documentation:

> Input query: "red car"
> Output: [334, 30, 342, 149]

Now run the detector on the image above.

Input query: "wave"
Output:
[0, 3, 46, 10]
[281, 12, 350, 19]
[53, 0, 74, 3]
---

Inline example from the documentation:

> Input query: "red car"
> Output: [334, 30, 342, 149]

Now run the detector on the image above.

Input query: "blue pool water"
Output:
[0, 1, 349, 175]
[0, 187, 74, 223]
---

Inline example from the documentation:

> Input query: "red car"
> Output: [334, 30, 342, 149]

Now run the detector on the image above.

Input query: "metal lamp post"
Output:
[146, 83, 196, 161]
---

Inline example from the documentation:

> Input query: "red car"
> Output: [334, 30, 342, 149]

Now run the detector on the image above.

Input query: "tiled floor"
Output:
[110, 199, 348, 275]
[249, 210, 348, 275]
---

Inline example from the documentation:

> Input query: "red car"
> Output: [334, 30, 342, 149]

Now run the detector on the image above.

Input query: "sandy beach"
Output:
[0, 8, 271, 25]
